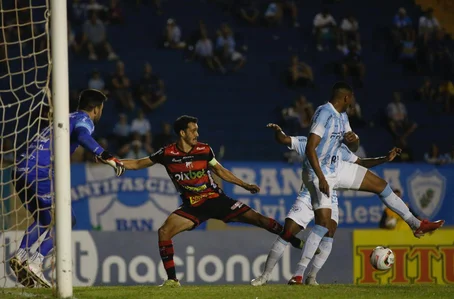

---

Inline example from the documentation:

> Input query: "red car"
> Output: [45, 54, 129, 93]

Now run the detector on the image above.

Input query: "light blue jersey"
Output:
[288, 135, 358, 205]
[289, 136, 358, 164]
[303, 102, 352, 178]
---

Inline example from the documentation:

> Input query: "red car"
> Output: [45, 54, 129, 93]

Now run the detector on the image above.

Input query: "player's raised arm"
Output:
[266, 123, 292, 146]
[355, 147, 402, 168]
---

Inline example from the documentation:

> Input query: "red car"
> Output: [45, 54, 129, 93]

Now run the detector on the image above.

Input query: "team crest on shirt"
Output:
[407, 170, 446, 219]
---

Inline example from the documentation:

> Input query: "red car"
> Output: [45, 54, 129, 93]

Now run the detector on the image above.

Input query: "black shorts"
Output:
[173, 195, 251, 229]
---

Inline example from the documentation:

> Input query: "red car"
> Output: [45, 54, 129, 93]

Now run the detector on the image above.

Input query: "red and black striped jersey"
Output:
[149, 142, 221, 206]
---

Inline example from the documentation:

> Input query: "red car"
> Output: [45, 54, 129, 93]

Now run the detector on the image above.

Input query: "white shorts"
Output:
[304, 161, 367, 210]
[286, 199, 339, 228]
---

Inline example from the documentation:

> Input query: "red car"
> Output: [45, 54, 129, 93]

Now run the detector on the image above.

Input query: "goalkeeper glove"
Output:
[98, 151, 126, 177]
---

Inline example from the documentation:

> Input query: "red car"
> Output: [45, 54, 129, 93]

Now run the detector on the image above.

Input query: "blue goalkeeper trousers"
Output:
[12, 169, 76, 256]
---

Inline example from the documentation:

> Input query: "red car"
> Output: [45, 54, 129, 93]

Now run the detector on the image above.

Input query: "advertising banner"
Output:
[70, 163, 183, 231]
[65, 162, 454, 231]
[222, 162, 454, 228]
[353, 229, 454, 284]
[1, 230, 353, 286]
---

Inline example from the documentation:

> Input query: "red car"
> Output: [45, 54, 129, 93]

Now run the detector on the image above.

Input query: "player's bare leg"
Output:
[359, 170, 444, 237]
[305, 219, 337, 285]
[157, 213, 195, 287]
[229, 209, 304, 249]
[251, 218, 303, 286]
[290, 208, 331, 285]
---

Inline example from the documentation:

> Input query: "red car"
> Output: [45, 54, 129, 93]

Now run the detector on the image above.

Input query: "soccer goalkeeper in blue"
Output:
[10, 89, 125, 288]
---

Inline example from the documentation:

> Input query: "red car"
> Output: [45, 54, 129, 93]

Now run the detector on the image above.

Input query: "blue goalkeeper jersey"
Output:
[17, 111, 104, 173]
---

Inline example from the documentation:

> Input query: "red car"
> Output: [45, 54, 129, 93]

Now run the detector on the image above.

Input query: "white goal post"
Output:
[50, 0, 73, 297]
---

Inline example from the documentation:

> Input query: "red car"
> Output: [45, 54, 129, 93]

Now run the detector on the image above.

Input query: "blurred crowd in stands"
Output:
[4, 0, 452, 164]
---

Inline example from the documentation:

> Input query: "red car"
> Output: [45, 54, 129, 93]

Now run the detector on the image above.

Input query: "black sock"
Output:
[266, 218, 283, 234]
[159, 240, 176, 280]
[280, 229, 303, 249]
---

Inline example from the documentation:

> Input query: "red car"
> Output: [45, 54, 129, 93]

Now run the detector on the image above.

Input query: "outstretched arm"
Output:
[209, 161, 260, 194]
[73, 126, 105, 156]
[121, 147, 164, 170]
[266, 123, 291, 146]
[121, 157, 155, 170]
[355, 147, 401, 168]
[74, 126, 125, 176]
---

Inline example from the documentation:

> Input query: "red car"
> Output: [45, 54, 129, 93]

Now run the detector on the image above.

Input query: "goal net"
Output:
[0, 0, 55, 289]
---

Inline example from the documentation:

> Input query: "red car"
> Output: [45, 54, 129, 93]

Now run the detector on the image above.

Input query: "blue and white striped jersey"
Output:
[288, 135, 358, 202]
[302, 102, 352, 178]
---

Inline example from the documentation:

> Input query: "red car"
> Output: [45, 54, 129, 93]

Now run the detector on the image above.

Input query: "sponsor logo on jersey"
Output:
[174, 169, 206, 181]
[182, 184, 207, 192]
[188, 192, 217, 205]
[330, 132, 343, 139]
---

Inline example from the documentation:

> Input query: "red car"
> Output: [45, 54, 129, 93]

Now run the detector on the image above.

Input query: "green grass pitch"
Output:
[2, 284, 454, 299]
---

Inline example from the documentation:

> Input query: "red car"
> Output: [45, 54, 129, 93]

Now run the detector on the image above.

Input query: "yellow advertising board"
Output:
[353, 229, 454, 284]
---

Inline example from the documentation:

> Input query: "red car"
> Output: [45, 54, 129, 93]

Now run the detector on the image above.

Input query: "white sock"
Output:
[16, 248, 28, 263]
[263, 237, 288, 278]
[29, 251, 44, 265]
[307, 236, 333, 278]
[294, 225, 328, 277]
[379, 184, 421, 230]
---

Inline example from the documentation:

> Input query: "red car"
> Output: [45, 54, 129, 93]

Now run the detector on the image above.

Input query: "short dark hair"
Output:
[77, 89, 107, 111]
[331, 81, 353, 99]
[173, 115, 198, 135]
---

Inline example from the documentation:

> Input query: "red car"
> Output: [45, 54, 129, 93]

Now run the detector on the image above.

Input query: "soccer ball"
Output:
[370, 246, 395, 271]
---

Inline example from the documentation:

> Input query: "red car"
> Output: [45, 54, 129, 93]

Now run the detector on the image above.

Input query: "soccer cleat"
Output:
[159, 279, 181, 287]
[9, 257, 35, 288]
[24, 261, 51, 288]
[413, 219, 445, 238]
[250, 275, 268, 286]
[305, 276, 319, 285]
[288, 276, 303, 285]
